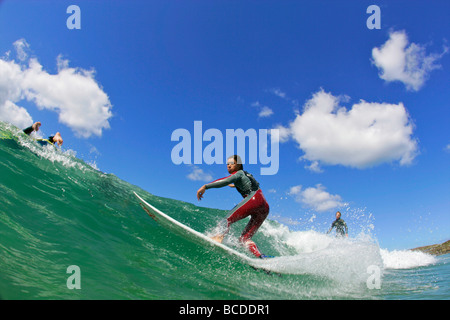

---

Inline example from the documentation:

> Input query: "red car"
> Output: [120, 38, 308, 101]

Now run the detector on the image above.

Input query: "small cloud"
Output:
[186, 166, 213, 182]
[56, 54, 70, 71]
[258, 106, 274, 118]
[89, 145, 101, 156]
[304, 160, 323, 173]
[252, 101, 274, 118]
[288, 185, 302, 196]
[270, 88, 287, 99]
[13, 38, 30, 61]
[372, 30, 448, 91]
[288, 184, 347, 212]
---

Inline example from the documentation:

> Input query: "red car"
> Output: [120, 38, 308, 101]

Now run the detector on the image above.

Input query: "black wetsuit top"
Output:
[328, 218, 348, 237]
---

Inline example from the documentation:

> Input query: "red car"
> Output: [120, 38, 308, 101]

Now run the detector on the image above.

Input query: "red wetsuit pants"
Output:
[225, 189, 269, 257]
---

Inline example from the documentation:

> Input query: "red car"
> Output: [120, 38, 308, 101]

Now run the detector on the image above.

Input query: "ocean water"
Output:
[0, 121, 448, 300]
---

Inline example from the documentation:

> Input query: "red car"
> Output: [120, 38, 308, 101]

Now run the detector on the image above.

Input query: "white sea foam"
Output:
[259, 220, 438, 282]
[14, 129, 100, 173]
[380, 248, 437, 269]
[259, 222, 384, 285]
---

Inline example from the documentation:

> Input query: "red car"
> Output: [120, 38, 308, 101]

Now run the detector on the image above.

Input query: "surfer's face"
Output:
[226, 159, 238, 173]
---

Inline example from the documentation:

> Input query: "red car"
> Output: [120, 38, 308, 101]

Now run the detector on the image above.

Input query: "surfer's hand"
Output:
[197, 185, 206, 201]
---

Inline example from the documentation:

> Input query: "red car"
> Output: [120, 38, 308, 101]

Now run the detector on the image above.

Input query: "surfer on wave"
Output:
[23, 121, 64, 146]
[196, 155, 270, 258]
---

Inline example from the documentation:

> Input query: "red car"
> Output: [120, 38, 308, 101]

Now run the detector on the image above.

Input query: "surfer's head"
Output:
[227, 155, 243, 173]
[336, 211, 341, 219]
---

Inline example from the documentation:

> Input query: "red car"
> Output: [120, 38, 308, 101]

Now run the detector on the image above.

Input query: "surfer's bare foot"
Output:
[211, 234, 224, 243]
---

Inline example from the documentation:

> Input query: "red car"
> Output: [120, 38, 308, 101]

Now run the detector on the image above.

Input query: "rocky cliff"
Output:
[412, 240, 450, 256]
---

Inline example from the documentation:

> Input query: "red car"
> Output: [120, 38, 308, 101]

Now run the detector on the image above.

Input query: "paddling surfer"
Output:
[23, 121, 64, 146]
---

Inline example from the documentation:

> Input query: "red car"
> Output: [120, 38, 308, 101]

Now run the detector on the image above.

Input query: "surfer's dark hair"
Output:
[229, 155, 243, 171]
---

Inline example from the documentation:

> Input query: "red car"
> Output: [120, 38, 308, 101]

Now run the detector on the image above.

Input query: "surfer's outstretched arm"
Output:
[197, 174, 238, 201]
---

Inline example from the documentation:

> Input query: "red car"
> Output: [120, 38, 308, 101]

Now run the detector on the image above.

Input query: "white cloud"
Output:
[445, 144, 450, 153]
[372, 30, 447, 91]
[288, 185, 302, 196]
[252, 101, 274, 119]
[270, 88, 287, 99]
[258, 106, 274, 118]
[278, 89, 418, 169]
[271, 124, 290, 143]
[89, 145, 101, 156]
[0, 39, 113, 138]
[0, 100, 33, 129]
[186, 166, 213, 182]
[0, 56, 32, 128]
[304, 160, 323, 173]
[288, 184, 347, 212]
[13, 39, 30, 62]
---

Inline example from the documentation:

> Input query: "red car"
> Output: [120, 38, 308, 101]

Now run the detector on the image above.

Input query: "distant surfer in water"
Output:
[327, 211, 348, 237]
[196, 155, 270, 258]
[23, 121, 64, 146]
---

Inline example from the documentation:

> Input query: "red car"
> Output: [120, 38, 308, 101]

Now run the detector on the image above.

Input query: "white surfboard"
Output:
[134, 192, 268, 270]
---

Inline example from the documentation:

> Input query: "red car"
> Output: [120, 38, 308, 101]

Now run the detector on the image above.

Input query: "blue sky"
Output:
[0, 0, 449, 250]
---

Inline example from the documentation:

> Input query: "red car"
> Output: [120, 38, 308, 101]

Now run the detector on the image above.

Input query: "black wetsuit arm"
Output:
[23, 126, 34, 135]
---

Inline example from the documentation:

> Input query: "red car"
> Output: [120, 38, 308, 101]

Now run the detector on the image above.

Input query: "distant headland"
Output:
[412, 240, 450, 256]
